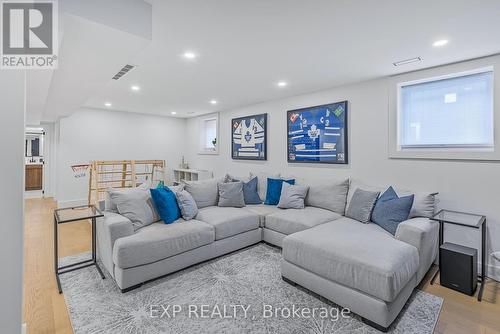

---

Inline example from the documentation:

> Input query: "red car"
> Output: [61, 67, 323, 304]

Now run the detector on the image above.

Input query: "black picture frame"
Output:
[231, 113, 268, 160]
[286, 101, 348, 164]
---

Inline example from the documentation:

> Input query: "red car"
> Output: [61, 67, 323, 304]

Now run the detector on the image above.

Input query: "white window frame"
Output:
[388, 55, 500, 161]
[198, 113, 219, 155]
[396, 67, 494, 150]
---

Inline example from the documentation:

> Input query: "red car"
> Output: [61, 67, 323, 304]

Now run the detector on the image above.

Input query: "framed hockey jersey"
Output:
[232, 113, 267, 160]
[287, 101, 348, 164]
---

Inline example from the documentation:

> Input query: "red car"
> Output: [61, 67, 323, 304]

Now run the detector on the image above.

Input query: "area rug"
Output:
[59, 244, 443, 334]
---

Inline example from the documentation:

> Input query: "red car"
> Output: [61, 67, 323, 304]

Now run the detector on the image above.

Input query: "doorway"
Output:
[25, 128, 45, 197]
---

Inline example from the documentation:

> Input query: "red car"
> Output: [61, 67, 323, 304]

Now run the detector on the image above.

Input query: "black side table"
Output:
[54, 204, 105, 293]
[430, 209, 487, 301]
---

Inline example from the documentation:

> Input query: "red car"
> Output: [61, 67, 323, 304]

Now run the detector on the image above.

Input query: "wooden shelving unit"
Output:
[173, 168, 212, 185]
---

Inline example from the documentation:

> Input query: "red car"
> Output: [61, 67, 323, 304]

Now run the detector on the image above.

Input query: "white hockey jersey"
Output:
[233, 118, 265, 157]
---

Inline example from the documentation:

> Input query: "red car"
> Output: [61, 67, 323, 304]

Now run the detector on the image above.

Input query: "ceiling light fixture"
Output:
[433, 39, 449, 47]
[183, 51, 197, 59]
[104, 102, 112, 107]
[393, 57, 422, 66]
[277, 81, 288, 87]
[131, 85, 140, 91]
[171, 111, 177, 115]
[210, 100, 218, 105]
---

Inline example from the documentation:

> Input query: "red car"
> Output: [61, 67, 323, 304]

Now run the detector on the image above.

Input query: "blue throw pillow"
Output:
[150, 187, 181, 224]
[371, 186, 414, 235]
[264, 178, 295, 205]
[233, 176, 262, 204]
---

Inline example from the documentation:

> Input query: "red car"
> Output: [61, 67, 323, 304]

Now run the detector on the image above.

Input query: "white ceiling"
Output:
[31, 0, 500, 121]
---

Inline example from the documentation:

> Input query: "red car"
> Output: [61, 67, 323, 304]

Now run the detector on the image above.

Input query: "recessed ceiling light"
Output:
[104, 102, 112, 107]
[210, 100, 218, 105]
[131, 85, 140, 91]
[393, 57, 422, 66]
[444, 93, 457, 103]
[171, 111, 177, 115]
[277, 81, 288, 87]
[433, 39, 449, 47]
[183, 51, 197, 59]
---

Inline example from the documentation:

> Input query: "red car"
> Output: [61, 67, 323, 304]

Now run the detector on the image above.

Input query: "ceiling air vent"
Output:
[393, 57, 422, 67]
[112, 64, 136, 80]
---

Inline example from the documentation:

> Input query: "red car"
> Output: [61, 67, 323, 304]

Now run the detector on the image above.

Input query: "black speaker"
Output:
[440, 242, 477, 295]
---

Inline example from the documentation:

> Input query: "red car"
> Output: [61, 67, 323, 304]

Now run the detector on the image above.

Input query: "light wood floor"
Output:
[23, 197, 500, 334]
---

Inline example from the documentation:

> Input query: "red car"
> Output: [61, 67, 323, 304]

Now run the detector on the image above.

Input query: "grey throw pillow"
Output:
[277, 182, 309, 209]
[223, 173, 251, 183]
[107, 183, 159, 230]
[305, 179, 349, 214]
[183, 179, 219, 208]
[175, 190, 198, 220]
[218, 182, 245, 208]
[168, 184, 184, 193]
[105, 182, 150, 213]
[345, 188, 380, 223]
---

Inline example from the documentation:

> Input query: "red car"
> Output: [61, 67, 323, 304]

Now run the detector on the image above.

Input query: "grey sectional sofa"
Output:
[96, 177, 438, 331]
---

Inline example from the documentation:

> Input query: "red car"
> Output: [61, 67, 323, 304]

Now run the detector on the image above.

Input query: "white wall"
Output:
[0, 71, 25, 333]
[186, 56, 500, 280]
[56, 108, 186, 206]
[40, 122, 57, 197]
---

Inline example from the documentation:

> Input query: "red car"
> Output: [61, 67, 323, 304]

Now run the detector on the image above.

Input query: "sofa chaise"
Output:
[96, 176, 438, 331]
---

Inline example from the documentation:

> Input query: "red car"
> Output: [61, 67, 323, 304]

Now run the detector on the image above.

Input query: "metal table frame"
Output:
[54, 204, 105, 293]
[430, 209, 487, 301]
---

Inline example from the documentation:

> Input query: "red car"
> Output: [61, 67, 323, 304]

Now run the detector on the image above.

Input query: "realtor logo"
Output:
[1, 0, 58, 69]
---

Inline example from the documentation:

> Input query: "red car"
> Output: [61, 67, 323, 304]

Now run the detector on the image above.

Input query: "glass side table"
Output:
[430, 209, 487, 301]
[54, 204, 106, 293]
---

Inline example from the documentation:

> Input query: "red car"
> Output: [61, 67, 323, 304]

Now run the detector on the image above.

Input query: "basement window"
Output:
[398, 68, 494, 149]
[198, 113, 219, 155]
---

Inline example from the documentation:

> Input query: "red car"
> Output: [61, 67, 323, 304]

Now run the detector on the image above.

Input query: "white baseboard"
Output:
[57, 198, 87, 208]
[22, 323, 26, 334]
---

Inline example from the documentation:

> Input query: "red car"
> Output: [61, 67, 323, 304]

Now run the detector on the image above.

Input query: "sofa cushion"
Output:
[397, 189, 435, 219]
[372, 186, 414, 235]
[305, 179, 349, 215]
[282, 217, 419, 302]
[150, 187, 181, 224]
[107, 182, 160, 230]
[218, 181, 245, 208]
[105, 182, 152, 213]
[175, 190, 198, 220]
[240, 177, 262, 204]
[265, 206, 341, 235]
[183, 179, 219, 209]
[250, 172, 280, 201]
[195, 206, 260, 240]
[245, 204, 282, 225]
[277, 182, 309, 209]
[265, 178, 295, 205]
[345, 188, 380, 223]
[113, 219, 215, 268]
[223, 173, 251, 183]
[347, 179, 436, 219]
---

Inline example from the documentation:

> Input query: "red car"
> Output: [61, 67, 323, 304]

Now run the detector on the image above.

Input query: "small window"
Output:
[398, 69, 494, 149]
[198, 114, 219, 154]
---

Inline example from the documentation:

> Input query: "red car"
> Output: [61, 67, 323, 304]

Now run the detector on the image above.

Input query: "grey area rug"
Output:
[60, 244, 443, 334]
